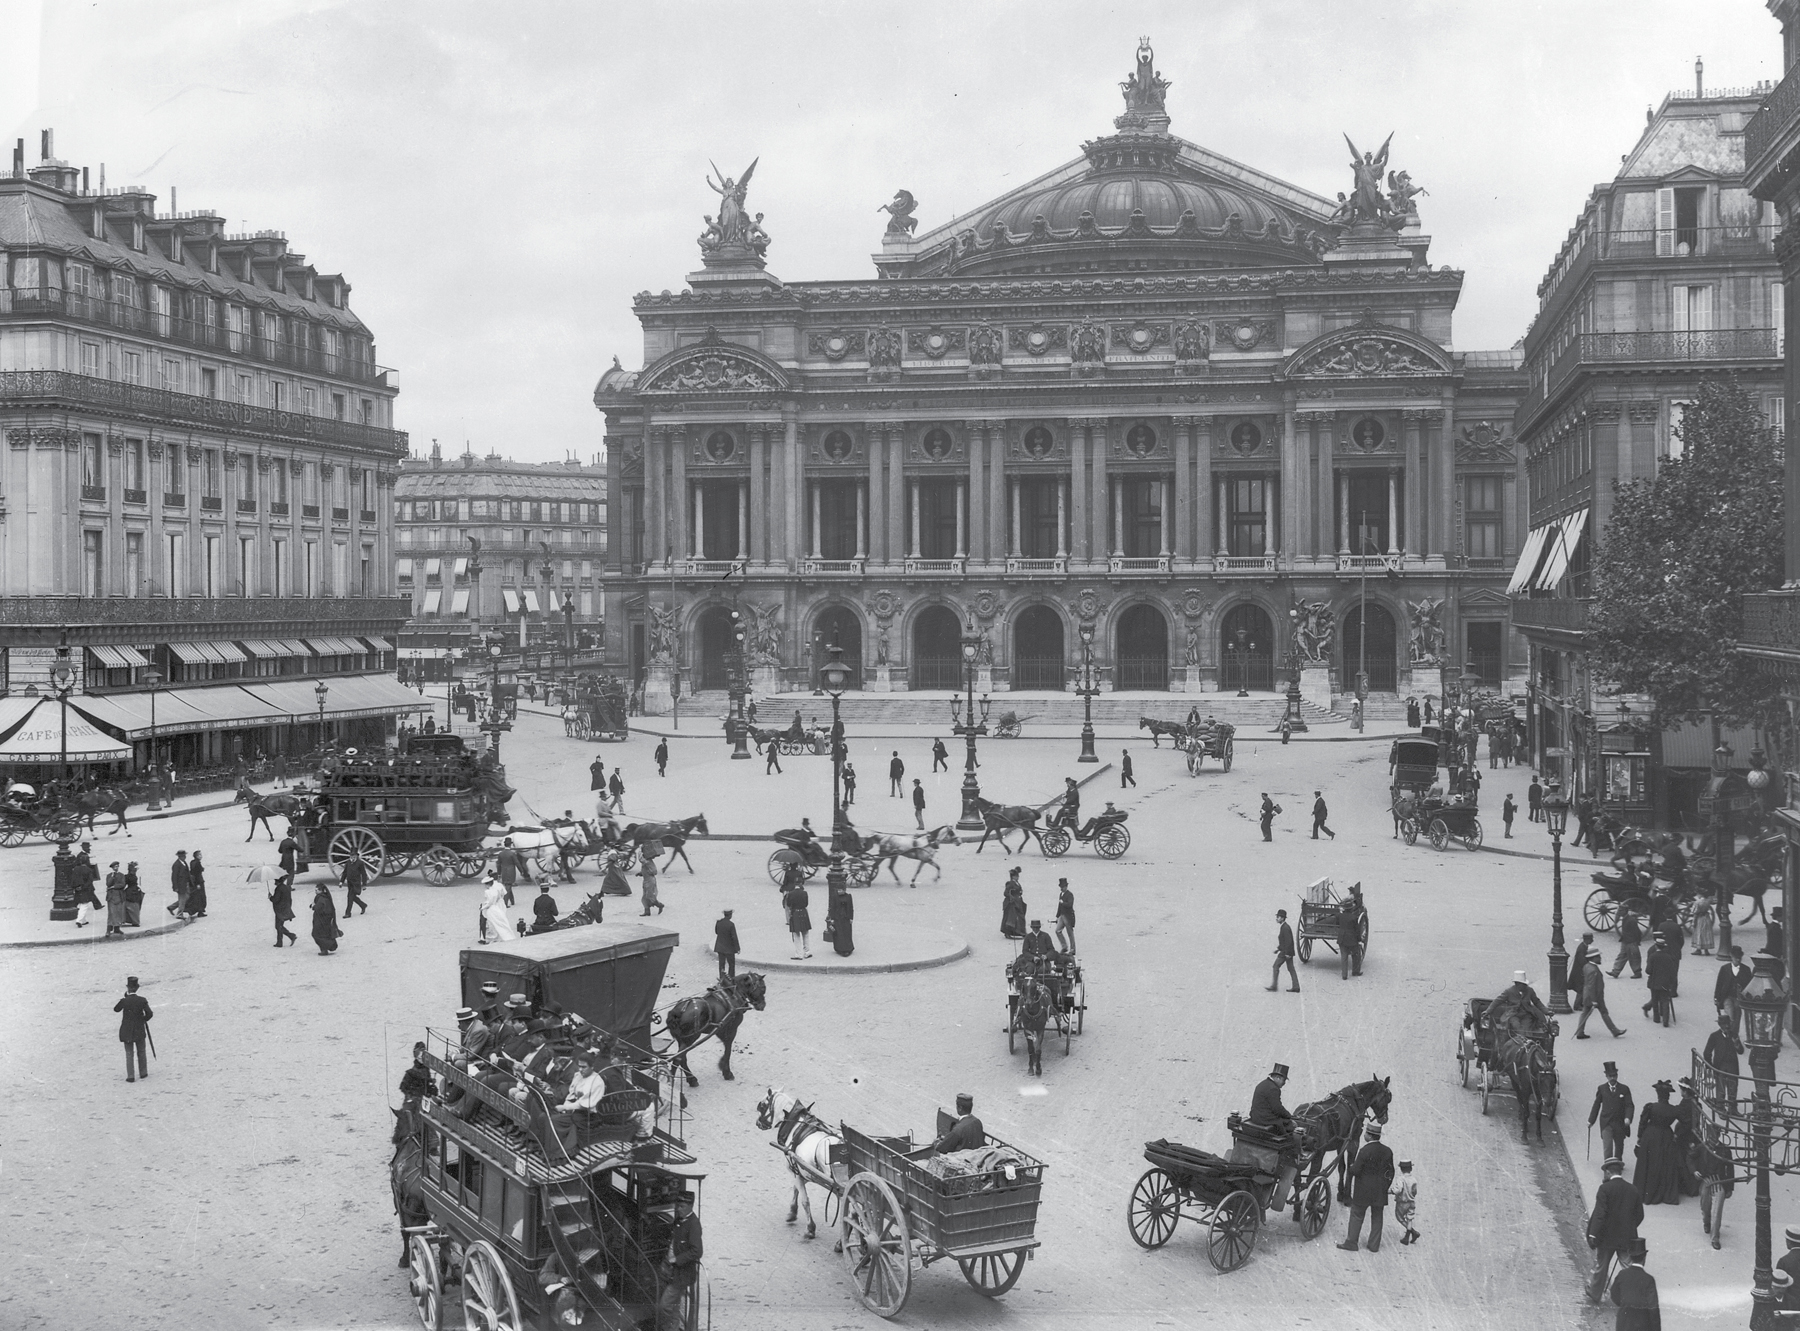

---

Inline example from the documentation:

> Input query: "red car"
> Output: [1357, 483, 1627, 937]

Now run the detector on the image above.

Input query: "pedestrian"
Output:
[765, 739, 782, 774]
[341, 852, 369, 917]
[1267, 909, 1300, 992]
[1609, 1238, 1660, 1329]
[1569, 932, 1597, 1003]
[590, 757, 606, 792]
[1589, 1061, 1635, 1163]
[1337, 889, 1364, 979]
[1502, 793, 1516, 838]
[123, 861, 143, 927]
[1393, 1159, 1420, 1245]
[1336, 1123, 1394, 1252]
[1259, 793, 1279, 842]
[783, 878, 812, 959]
[168, 849, 193, 920]
[1001, 870, 1027, 939]
[1406, 697, 1421, 728]
[1585, 1156, 1644, 1304]
[495, 837, 531, 906]
[277, 825, 298, 892]
[311, 883, 341, 956]
[1574, 793, 1594, 850]
[479, 874, 517, 942]
[1422, 698, 1434, 726]
[1575, 958, 1627, 1038]
[1054, 878, 1076, 954]
[1692, 896, 1716, 956]
[1633, 1080, 1683, 1205]
[1120, 750, 1135, 788]
[889, 751, 905, 796]
[1697, 1124, 1735, 1249]
[1279, 718, 1292, 745]
[842, 762, 857, 806]
[932, 738, 949, 772]
[608, 768, 625, 812]
[826, 872, 855, 956]
[1528, 775, 1544, 823]
[115, 976, 152, 1083]
[273, 752, 288, 788]
[714, 909, 739, 980]
[1717, 946, 1751, 1038]
[1311, 791, 1334, 840]
[104, 862, 128, 937]
[911, 778, 926, 830]
[1609, 911, 1644, 980]
[1780, 1224, 1800, 1291]
[73, 845, 103, 928]
[655, 739, 668, 777]
[1704, 1012, 1743, 1109]
[269, 874, 297, 946]
[638, 855, 663, 916]
[1643, 939, 1676, 1026]
[186, 850, 208, 919]
[655, 1190, 703, 1331]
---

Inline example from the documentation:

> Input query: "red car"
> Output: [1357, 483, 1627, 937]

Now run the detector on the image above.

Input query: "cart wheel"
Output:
[1623, 897, 1652, 925]
[1401, 818, 1419, 847]
[44, 815, 82, 844]
[1128, 1168, 1182, 1249]
[840, 1173, 911, 1319]
[1076, 979, 1086, 1034]
[458, 1240, 521, 1331]
[1040, 827, 1071, 858]
[1064, 1007, 1073, 1055]
[1095, 824, 1130, 859]
[406, 1233, 443, 1331]
[0, 824, 26, 848]
[1359, 915, 1371, 954]
[1297, 937, 1313, 964]
[1458, 1050, 1468, 1087]
[1206, 1190, 1261, 1273]
[533, 846, 563, 877]
[1222, 738, 1234, 773]
[1463, 819, 1484, 852]
[454, 851, 487, 881]
[848, 857, 879, 887]
[1299, 1175, 1333, 1240]
[958, 1249, 1026, 1297]
[1583, 890, 1620, 933]
[381, 851, 416, 879]
[329, 827, 386, 882]
[1547, 1077, 1560, 1118]
[419, 846, 459, 886]
[1007, 996, 1017, 1054]
[1480, 1067, 1491, 1115]
[1428, 818, 1450, 852]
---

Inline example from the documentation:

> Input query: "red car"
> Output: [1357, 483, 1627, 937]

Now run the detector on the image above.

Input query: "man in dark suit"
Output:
[1337, 1123, 1395, 1251]
[494, 839, 531, 906]
[1608, 1237, 1660, 1329]
[277, 827, 299, 895]
[928, 1093, 985, 1153]
[340, 853, 369, 918]
[1568, 933, 1597, 1001]
[1267, 910, 1299, 992]
[1589, 1062, 1635, 1162]
[115, 976, 152, 1082]
[1022, 919, 1056, 959]
[1716, 946, 1751, 1037]
[531, 886, 561, 934]
[1337, 891, 1365, 979]
[1311, 791, 1335, 840]
[269, 876, 297, 947]
[932, 738, 949, 772]
[1528, 775, 1544, 822]
[1585, 1157, 1644, 1304]
[1260, 793, 1279, 842]
[714, 910, 739, 980]
[656, 1191, 704, 1331]
[1249, 1063, 1294, 1134]
[1120, 750, 1135, 788]
[889, 751, 905, 797]
[1703, 1014, 1743, 1109]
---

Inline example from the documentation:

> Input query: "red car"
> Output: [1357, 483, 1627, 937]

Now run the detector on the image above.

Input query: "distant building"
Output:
[393, 444, 606, 678]
[1512, 80, 1784, 824]
[0, 130, 421, 771]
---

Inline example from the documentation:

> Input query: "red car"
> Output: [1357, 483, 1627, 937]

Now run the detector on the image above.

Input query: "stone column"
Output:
[1279, 407, 1300, 562]
[1091, 419, 1110, 558]
[692, 483, 704, 560]
[1387, 467, 1399, 555]
[748, 425, 767, 565]
[866, 422, 885, 565]
[1427, 409, 1450, 559]
[783, 416, 801, 568]
[1315, 412, 1336, 557]
[737, 481, 748, 562]
[1402, 410, 1423, 557]
[955, 480, 966, 558]
[645, 426, 665, 566]
[1070, 420, 1089, 562]
[1056, 479, 1068, 558]
[1173, 418, 1193, 560]
[1112, 476, 1124, 557]
[668, 426, 687, 563]
[1216, 473, 1228, 556]
[1194, 416, 1214, 558]
[810, 481, 822, 559]
[1009, 478, 1021, 557]
[988, 424, 1007, 566]
[854, 481, 866, 560]
[1158, 478, 1170, 556]
[910, 480, 922, 558]
[1266, 474, 1278, 558]
[1338, 469, 1351, 555]
[886, 425, 905, 567]
[964, 420, 986, 562]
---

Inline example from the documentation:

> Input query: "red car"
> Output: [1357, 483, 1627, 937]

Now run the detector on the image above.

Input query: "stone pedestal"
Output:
[642, 661, 675, 716]
[749, 664, 783, 698]
[977, 665, 994, 695]
[871, 665, 893, 693]
[1410, 665, 1442, 701]
[1299, 666, 1333, 714]
[1174, 665, 1205, 693]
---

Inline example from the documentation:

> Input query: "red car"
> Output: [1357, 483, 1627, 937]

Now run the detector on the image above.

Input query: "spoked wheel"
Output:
[1094, 824, 1130, 859]
[1221, 738, 1234, 772]
[1074, 977, 1086, 1034]
[381, 851, 416, 879]
[1400, 818, 1419, 847]
[767, 853, 820, 885]
[406, 1234, 443, 1331]
[1040, 827, 1072, 858]
[1583, 890, 1621, 933]
[454, 851, 487, 881]
[44, 815, 83, 844]
[1461, 819, 1484, 852]
[848, 856, 879, 887]
[1007, 996, 1017, 1054]
[1299, 1175, 1332, 1239]
[1297, 937, 1314, 963]
[1480, 1066, 1491, 1115]
[958, 1249, 1026, 1298]
[0, 823, 26, 847]
[458, 1239, 521, 1331]
[419, 846, 459, 886]
[1128, 1168, 1182, 1249]
[1428, 818, 1450, 852]
[1206, 1190, 1261, 1273]
[329, 827, 386, 882]
[1458, 1048, 1469, 1087]
[840, 1173, 911, 1318]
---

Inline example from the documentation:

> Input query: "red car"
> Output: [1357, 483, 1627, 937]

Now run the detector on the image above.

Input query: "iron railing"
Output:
[911, 659, 963, 690]
[1013, 656, 1066, 691]
[1740, 591, 1800, 654]
[1116, 656, 1169, 691]
[0, 594, 409, 627]
[1510, 597, 1590, 634]
[1748, 62, 1800, 181]
[1579, 328, 1780, 362]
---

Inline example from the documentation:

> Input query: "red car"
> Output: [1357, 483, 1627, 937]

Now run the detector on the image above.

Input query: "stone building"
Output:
[393, 444, 607, 677]
[0, 131, 420, 769]
[595, 45, 1526, 712]
[1512, 78, 1785, 819]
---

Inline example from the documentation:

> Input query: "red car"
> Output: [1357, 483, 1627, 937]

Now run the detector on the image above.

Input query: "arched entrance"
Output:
[1013, 606, 1065, 691]
[912, 605, 963, 690]
[1219, 604, 1274, 692]
[812, 605, 862, 691]
[1343, 602, 1399, 693]
[696, 606, 735, 691]
[1115, 604, 1169, 691]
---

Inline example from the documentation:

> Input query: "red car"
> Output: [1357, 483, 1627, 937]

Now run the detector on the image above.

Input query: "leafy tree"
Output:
[1589, 375, 1784, 728]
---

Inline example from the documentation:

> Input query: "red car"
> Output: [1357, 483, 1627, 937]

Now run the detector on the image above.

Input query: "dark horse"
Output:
[389, 1102, 430, 1268]
[1291, 1075, 1393, 1207]
[1138, 716, 1188, 748]
[621, 813, 709, 873]
[972, 797, 1043, 856]
[1498, 1033, 1556, 1143]
[662, 972, 766, 1086]
[245, 788, 305, 841]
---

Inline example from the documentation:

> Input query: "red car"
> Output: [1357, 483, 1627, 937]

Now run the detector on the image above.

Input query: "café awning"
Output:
[87, 644, 150, 670]
[1535, 509, 1589, 591]
[0, 699, 134, 761]
[1505, 524, 1553, 595]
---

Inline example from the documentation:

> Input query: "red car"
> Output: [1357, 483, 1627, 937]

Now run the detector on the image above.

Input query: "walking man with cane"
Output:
[115, 976, 153, 1083]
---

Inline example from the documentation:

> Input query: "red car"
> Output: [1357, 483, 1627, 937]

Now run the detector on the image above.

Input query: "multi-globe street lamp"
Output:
[1074, 620, 1099, 763]
[314, 679, 329, 754]
[1542, 780, 1572, 1015]
[820, 643, 852, 847]
[143, 668, 164, 811]
[49, 634, 75, 786]
[1231, 627, 1254, 698]
[1742, 954, 1787, 1330]
[950, 631, 991, 831]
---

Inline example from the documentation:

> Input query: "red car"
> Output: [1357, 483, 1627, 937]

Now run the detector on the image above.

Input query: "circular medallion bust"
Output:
[1230, 421, 1263, 455]
[922, 428, 953, 460]
[1023, 426, 1054, 459]
[1126, 423, 1158, 457]
[823, 430, 854, 461]
[705, 430, 736, 463]
[1352, 417, 1386, 451]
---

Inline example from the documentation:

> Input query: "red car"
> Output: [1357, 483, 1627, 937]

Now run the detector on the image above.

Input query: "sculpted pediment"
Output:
[1282, 322, 1451, 380]
[637, 328, 792, 394]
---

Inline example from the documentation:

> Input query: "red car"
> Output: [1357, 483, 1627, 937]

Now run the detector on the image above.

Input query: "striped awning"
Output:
[209, 641, 248, 662]
[396, 558, 413, 581]
[237, 640, 284, 659]
[522, 588, 541, 614]
[87, 644, 150, 670]
[305, 637, 363, 656]
[502, 588, 521, 614]
[422, 588, 442, 614]
[450, 588, 470, 615]
[424, 557, 441, 578]
[1535, 509, 1589, 592]
[167, 642, 212, 665]
[453, 557, 468, 579]
[361, 636, 396, 653]
[1505, 524, 1553, 595]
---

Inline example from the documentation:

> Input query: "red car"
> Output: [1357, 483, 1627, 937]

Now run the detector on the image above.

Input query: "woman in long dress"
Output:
[1001, 874, 1027, 939]
[311, 884, 342, 955]
[122, 862, 143, 926]
[187, 851, 209, 919]
[480, 877, 517, 944]
[1633, 1079, 1685, 1204]
[637, 856, 662, 916]
[104, 866, 129, 937]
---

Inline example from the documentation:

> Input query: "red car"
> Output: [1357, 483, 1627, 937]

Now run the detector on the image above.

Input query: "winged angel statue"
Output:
[700, 158, 759, 252]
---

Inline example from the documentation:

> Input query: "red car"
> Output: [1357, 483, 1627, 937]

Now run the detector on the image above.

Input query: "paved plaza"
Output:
[6, 705, 1790, 1330]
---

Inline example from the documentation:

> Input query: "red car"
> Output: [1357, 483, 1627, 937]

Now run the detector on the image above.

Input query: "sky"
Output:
[5, 0, 1786, 464]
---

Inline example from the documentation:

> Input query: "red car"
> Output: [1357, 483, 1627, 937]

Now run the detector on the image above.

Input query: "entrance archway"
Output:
[696, 606, 735, 691]
[1013, 606, 1065, 691]
[1115, 604, 1169, 691]
[1219, 604, 1274, 692]
[1343, 602, 1399, 693]
[912, 605, 963, 690]
[812, 605, 862, 691]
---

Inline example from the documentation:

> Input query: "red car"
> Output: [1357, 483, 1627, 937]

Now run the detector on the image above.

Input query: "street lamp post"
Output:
[444, 648, 460, 731]
[143, 668, 164, 811]
[1741, 954, 1787, 1330]
[728, 609, 751, 760]
[314, 680, 329, 755]
[1232, 628, 1253, 698]
[1710, 742, 1739, 966]
[950, 632, 991, 831]
[1543, 781, 1572, 1014]
[1075, 620, 1099, 763]
[562, 593, 575, 685]
[485, 638, 507, 760]
[50, 633, 75, 788]
[1282, 608, 1308, 734]
[820, 644, 852, 848]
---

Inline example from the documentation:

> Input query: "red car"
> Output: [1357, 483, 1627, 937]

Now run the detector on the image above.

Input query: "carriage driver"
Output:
[1053, 778, 1080, 831]
[1250, 1063, 1303, 1206]
[927, 1094, 987, 1155]
[1502, 970, 1552, 1026]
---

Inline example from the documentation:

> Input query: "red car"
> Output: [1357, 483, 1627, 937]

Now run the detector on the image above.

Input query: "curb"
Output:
[0, 915, 192, 950]
[719, 940, 971, 975]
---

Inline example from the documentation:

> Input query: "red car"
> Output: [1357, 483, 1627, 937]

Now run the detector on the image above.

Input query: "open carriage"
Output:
[565, 679, 631, 742]
[0, 783, 82, 847]
[1399, 792, 1483, 851]
[1295, 878, 1369, 965]
[1005, 951, 1086, 1055]
[1457, 995, 1561, 1118]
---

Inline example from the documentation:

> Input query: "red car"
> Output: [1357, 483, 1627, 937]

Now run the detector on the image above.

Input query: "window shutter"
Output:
[1775, 282, 1786, 356]
[1656, 187, 1675, 257]
[1694, 285, 1713, 332]
[1671, 285, 1690, 332]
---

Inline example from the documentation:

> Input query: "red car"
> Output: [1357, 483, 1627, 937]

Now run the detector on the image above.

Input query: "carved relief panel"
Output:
[1005, 420, 1069, 464]
[805, 424, 866, 466]
[906, 423, 967, 465]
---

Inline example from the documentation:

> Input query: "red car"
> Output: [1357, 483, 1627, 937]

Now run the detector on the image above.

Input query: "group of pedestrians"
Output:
[587, 757, 628, 811]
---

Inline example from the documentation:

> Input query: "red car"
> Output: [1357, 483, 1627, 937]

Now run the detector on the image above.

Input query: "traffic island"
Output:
[720, 921, 968, 974]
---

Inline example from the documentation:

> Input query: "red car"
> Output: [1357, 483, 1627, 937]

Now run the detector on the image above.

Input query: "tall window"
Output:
[273, 464, 288, 505]
[302, 386, 316, 415]
[151, 286, 171, 337]
[1774, 282, 1786, 357]
[239, 537, 254, 596]
[235, 372, 252, 402]
[80, 341, 100, 376]
[204, 535, 219, 598]
[1226, 478, 1266, 557]
[1120, 478, 1162, 557]
[125, 532, 143, 595]
[360, 470, 372, 511]
[273, 538, 287, 596]
[162, 358, 182, 391]
[167, 532, 185, 597]
[122, 350, 142, 385]
[225, 304, 245, 352]
[332, 542, 347, 596]
[1343, 473, 1391, 553]
[1466, 477, 1502, 560]
[1671, 284, 1713, 332]
[361, 544, 373, 596]
[333, 392, 346, 420]
[241, 458, 255, 501]
[83, 530, 103, 596]
[304, 540, 318, 597]
[1669, 401, 1694, 461]
[165, 448, 184, 499]
[203, 449, 220, 498]
[1019, 478, 1060, 557]
[82, 433, 103, 489]
[272, 381, 287, 412]
[201, 367, 217, 398]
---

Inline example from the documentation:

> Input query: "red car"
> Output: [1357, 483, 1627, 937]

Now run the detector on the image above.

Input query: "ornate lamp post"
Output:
[950, 631, 991, 831]
[1075, 620, 1099, 763]
[143, 667, 164, 811]
[314, 679, 329, 754]
[728, 609, 751, 760]
[1708, 742, 1740, 965]
[562, 592, 576, 685]
[444, 647, 460, 731]
[820, 644, 853, 848]
[1543, 780, 1572, 1014]
[1231, 627, 1253, 698]
[1741, 954, 1786, 1330]
[484, 637, 508, 760]
[1282, 608, 1308, 734]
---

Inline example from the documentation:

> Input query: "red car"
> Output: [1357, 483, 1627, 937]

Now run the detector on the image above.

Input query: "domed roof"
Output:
[976, 172, 1287, 240]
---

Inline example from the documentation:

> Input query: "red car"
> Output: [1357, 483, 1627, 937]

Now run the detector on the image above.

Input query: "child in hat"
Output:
[1393, 1159, 1419, 1244]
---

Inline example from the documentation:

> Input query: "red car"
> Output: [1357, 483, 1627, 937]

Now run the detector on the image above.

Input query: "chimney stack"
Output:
[12, 140, 22, 179]
[40, 129, 51, 161]
[81, 166, 88, 193]
[1696, 56, 1704, 98]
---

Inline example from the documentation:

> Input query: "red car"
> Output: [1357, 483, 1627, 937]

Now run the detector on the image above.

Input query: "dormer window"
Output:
[1656, 185, 1706, 257]
[132, 218, 145, 251]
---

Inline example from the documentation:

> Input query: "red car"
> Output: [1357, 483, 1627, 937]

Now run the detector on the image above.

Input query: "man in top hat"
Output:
[928, 1094, 986, 1155]
[398, 1041, 437, 1105]
[1337, 1122, 1395, 1252]
[114, 976, 152, 1083]
[1585, 1156, 1644, 1304]
[1589, 1062, 1635, 1164]
[1250, 1063, 1302, 1203]
[478, 981, 505, 1028]
[1268, 911, 1300, 992]
[714, 910, 739, 980]
[1609, 1238, 1660, 1330]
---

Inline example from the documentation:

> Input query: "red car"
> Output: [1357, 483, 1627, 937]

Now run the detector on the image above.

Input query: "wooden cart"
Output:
[1295, 878, 1369, 965]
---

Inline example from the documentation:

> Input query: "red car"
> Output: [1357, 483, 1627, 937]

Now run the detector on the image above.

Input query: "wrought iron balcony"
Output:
[1748, 63, 1800, 190]
[1577, 328, 1780, 364]
[1510, 596, 1590, 634]
[0, 594, 410, 628]
[237, 499, 257, 514]
[81, 484, 105, 502]
[1740, 590, 1800, 665]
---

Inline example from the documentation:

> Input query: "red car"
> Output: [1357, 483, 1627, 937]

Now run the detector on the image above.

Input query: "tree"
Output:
[1589, 376, 1784, 729]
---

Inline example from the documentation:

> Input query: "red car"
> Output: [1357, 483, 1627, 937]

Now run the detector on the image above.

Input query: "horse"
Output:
[1017, 976, 1051, 1076]
[754, 1087, 842, 1242]
[621, 813, 709, 873]
[389, 1102, 431, 1268]
[661, 972, 766, 1086]
[1290, 1075, 1393, 1207]
[1498, 1034, 1556, 1143]
[868, 825, 961, 885]
[1138, 716, 1188, 748]
[245, 788, 305, 841]
[68, 784, 139, 835]
[972, 797, 1043, 856]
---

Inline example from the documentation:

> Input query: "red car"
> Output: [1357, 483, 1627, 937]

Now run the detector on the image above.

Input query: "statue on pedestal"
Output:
[879, 190, 918, 237]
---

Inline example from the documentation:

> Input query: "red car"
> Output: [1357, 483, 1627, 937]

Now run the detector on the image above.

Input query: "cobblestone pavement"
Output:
[5, 710, 1780, 1329]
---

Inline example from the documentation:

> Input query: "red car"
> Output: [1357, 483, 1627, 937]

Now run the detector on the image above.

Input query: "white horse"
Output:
[754, 1087, 841, 1242]
[869, 825, 961, 885]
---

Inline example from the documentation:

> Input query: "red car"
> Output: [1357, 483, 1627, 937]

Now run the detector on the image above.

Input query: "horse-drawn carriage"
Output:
[564, 678, 631, 742]
[1294, 878, 1369, 965]
[1005, 951, 1086, 1056]
[1183, 721, 1235, 775]
[1039, 805, 1129, 858]
[766, 827, 880, 886]
[1458, 992, 1559, 1138]
[0, 783, 83, 847]
[1397, 790, 1483, 851]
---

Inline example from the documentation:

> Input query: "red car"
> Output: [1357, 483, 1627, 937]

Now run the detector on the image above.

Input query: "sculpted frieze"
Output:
[1111, 322, 1171, 354]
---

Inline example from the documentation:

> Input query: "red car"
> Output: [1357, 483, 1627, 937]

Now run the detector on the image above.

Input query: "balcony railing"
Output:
[1005, 557, 1067, 576]
[237, 499, 257, 514]
[0, 370, 406, 455]
[81, 484, 105, 502]
[1216, 554, 1277, 573]
[1510, 596, 1590, 634]
[163, 492, 185, 508]
[1579, 328, 1781, 363]
[0, 594, 411, 627]
[1748, 62, 1800, 182]
[1108, 555, 1170, 574]
[1337, 553, 1402, 574]
[904, 558, 966, 576]
[1740, 590, 1800, 658]
[201, 495, 223, 511]
[800, 558, 864, 576]
[124, 488, 146, 505]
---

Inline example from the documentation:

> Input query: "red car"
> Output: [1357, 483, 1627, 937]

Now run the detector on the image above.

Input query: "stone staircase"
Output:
[679, 689, 1349, 729]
